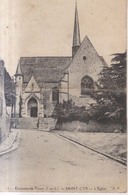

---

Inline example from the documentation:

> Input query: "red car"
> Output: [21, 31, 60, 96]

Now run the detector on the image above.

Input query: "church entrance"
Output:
[30, 107, 37, 117]
[28, 97, 38, 118]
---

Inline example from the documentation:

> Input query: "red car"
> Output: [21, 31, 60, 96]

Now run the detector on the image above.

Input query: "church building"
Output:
[14, 3, 107, 119]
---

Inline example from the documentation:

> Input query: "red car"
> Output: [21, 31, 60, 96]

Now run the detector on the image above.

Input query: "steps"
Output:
[11, 117, 57, 131]
[11, 118, 39, 129]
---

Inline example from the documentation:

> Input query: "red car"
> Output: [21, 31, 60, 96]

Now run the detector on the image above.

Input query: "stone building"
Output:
[0, 60, 10, 141]
[14, 3, 107, 119]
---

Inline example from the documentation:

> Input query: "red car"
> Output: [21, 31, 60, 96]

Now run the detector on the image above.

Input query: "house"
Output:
[0, 60, 10, 141]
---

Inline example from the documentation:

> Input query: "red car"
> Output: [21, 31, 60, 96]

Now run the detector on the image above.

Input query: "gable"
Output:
[68, 35, 107, 81]
[24, 76, 40, 92]
[66, 36, 108, 98]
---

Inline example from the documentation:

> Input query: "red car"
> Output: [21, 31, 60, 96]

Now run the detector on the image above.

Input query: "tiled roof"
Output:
[18, 57, 72, 87]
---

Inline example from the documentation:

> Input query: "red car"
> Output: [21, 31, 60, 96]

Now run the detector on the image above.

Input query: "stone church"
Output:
[14, 3, 107, 119]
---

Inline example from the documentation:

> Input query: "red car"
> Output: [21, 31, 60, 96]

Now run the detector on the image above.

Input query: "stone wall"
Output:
[0, 60, 10, 142]
[60, 36, 107, 105]
[68, 36, 106, 97]
[56, 120, 122, 133]
[39, 118, 57, 131]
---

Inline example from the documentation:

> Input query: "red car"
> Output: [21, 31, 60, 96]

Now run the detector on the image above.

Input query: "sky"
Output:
[0, 0, 127, 76]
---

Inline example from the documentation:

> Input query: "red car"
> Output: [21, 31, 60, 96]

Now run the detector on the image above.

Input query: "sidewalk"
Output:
[0, 129, 20, 156]
[54, 131, 127, 166]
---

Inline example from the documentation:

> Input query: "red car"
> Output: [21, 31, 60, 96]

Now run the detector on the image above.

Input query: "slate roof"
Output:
[17, 57, 72, 88]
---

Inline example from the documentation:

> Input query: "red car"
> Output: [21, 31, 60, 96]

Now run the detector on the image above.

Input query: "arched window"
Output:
[52, 87, 59, 102]
[81, 75, 94, 95]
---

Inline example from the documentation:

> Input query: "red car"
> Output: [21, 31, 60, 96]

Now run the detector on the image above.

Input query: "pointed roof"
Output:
[69, 35, 108, 72]
[72, 35, 107, 66]
[15, 62, 22, 75]
[73, 1, 81, 47]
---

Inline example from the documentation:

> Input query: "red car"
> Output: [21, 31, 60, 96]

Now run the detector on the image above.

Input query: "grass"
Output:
[56, 131, 127, 162]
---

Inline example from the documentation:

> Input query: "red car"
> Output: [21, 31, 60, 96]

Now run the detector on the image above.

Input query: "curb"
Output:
[0, 131, 19, 156]
[56, 133, 127, 166]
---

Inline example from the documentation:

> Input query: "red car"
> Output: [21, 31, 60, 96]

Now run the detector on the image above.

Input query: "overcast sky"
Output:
[0, 0, 126, 76]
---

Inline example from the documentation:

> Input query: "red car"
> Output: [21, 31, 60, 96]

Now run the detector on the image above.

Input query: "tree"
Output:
[90, 51, 126, 132]
[4, 68, 16, 116]
[53, 99, 90, 130]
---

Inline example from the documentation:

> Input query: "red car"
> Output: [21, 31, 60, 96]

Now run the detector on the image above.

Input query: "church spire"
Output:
[15, 62, 22, 76]
[72, 1, 81, 57]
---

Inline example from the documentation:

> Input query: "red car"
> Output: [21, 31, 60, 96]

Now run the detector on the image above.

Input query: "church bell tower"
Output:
[15, 62, 23, 117]
[72, 1, 81, 58]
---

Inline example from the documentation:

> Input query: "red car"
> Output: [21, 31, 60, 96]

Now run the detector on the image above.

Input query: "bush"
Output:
[53, 99, 91, 125]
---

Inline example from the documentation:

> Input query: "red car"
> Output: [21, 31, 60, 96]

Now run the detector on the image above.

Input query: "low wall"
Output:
[56, 120, 122, 133]
[39, 118, 57, 131]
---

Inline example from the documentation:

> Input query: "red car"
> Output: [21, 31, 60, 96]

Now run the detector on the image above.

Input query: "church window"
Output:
[81, 75, 94, 95]
[83, 56, 86, 61]
[31, 83, 34, 91]
[52, 87, 59, 102]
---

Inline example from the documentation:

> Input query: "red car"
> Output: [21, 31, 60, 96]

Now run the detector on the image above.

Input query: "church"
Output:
[14, 3, 107, 119]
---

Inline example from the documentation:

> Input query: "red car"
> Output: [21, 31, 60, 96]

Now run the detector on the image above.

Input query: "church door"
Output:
[30, 107, 37, 117]
[28, 97, 38, 118]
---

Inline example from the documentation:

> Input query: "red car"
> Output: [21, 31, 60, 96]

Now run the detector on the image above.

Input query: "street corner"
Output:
[0, 129, 21, 156]
[10, 129, 21, 151]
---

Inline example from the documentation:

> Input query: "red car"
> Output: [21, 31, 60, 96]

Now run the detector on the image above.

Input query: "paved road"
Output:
[0, 130, 127, 192]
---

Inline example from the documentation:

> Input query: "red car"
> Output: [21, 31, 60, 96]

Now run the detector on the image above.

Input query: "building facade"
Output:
[14, 3, 107, 118]
[0, 60, 10, 141]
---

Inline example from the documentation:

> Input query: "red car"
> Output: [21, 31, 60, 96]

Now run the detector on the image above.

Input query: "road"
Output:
[0, 129, 127, 192]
